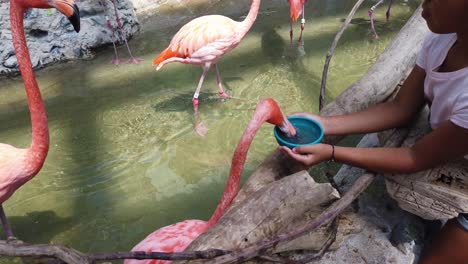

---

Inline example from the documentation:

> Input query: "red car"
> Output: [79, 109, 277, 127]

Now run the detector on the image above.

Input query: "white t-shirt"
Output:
[416, 33, 468, 130]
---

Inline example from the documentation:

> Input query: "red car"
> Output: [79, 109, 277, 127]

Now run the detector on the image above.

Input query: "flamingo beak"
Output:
[52, 0, 80, 33]
[278, 118, 297, 137]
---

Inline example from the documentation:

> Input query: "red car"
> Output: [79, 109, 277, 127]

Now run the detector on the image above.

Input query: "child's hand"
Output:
[279, 144, 333, 166]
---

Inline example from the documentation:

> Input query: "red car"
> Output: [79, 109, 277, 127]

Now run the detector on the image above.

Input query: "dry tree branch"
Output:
[320, 0, 366, 199]
[0, 240, 92, 264]
[294, 218, 339, 264]
[319, 0, 366, 110]
[0, 240, 230, 264]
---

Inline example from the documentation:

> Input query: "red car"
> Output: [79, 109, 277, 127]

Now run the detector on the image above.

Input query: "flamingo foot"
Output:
[127, 57, 143, 64]
[219, 91, 230, 99]
[192, 98, 199, 107]
[110, 57, 125, 65]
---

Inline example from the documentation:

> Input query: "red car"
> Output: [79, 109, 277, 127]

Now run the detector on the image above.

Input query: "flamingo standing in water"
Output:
[368, 0, 394, 39]
[288, 0, 308, 48]
[0, 0, 80, 240]
[125, 98, 296, 264]
[103, 0, 143, 64]
[153, 0, 266, 110]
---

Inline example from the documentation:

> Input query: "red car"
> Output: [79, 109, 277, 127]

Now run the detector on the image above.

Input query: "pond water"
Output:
[0, 0, 418, 261]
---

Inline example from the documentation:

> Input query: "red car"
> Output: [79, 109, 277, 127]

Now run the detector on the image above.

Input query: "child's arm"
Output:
[281, 120, 468, 174]
[319, 65, 427, 135]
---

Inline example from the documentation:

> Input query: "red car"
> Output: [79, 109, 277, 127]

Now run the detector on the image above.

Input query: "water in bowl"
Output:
[276, 123, 321, 145]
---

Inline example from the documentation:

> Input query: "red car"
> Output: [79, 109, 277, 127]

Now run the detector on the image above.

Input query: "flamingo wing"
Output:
[0, 144, 28, 204]
[125, 219, 208, 264]
[153, 15, 239, 65]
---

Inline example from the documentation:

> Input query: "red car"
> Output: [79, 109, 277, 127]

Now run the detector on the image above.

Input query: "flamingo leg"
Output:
[386, 0, 393, 22]
[298, 4, 305, 48]
[192, 66, 210, 110]
[111, 0, 142, 64]
[0, 206, 14, 240]
[214, 64, 229, 99]
[289, 19, 294, 48]
[368, 0, 384, 39]
[102, 0, 124, 65]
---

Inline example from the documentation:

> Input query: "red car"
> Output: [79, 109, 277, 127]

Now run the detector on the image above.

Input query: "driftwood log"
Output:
[384, 108, 468, 220]
[179, 171, 339, 254]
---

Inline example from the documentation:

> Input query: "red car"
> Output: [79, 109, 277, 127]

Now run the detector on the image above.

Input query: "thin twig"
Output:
[295, 218, 339, 264]
[0, 240, 230, 264]
[319, 0, 366, 110]
[91, 249, 230, 261]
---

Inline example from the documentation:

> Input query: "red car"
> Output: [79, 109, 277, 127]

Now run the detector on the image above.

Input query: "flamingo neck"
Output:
[207, 105, 270, 227]
[240, 0, 261, 34]
[10, 1, 49, 175]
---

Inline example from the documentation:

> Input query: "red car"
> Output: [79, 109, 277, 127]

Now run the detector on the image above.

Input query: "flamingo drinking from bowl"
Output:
[125, 98, 296, 264]
[103, 0, 143, 64]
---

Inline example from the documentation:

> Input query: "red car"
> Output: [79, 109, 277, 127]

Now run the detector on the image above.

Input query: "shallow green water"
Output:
[0, 0, 418, 261]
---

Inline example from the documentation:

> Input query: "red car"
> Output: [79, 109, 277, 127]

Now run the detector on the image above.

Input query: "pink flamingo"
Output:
[1, 0, 80, 240]
[288, 0, 308, 48]
[125, 98, 296, 264]
[368, 0, 394, 39]
[152, 0, 265, 110]
[103, 0, 143, 64]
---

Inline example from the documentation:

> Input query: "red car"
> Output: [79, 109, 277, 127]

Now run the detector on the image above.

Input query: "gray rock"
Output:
[0, 0, 141, 75]
[3, 54, 18, 68]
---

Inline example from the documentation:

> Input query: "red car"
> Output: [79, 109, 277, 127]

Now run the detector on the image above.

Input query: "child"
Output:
[280, 0, 468, 263]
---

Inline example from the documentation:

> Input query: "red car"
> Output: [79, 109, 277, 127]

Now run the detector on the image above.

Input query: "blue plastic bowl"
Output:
[274, 116, 324, 149]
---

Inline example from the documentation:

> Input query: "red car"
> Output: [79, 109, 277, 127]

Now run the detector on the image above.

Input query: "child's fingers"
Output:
[279, 147, 312, 164]
[279, 146, 295, 156]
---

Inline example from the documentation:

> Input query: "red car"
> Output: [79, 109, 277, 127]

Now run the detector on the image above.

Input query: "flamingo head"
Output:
[16, 0, 80, 32]
[261, 98, 297, 137]
[288, 0, 303, 22]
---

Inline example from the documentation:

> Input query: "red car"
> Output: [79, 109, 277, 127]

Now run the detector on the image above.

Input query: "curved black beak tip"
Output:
[67, 3, 80, 33]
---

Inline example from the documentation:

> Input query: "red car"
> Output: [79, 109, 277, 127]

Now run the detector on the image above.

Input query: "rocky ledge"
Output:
[0, 0, 140, 75]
